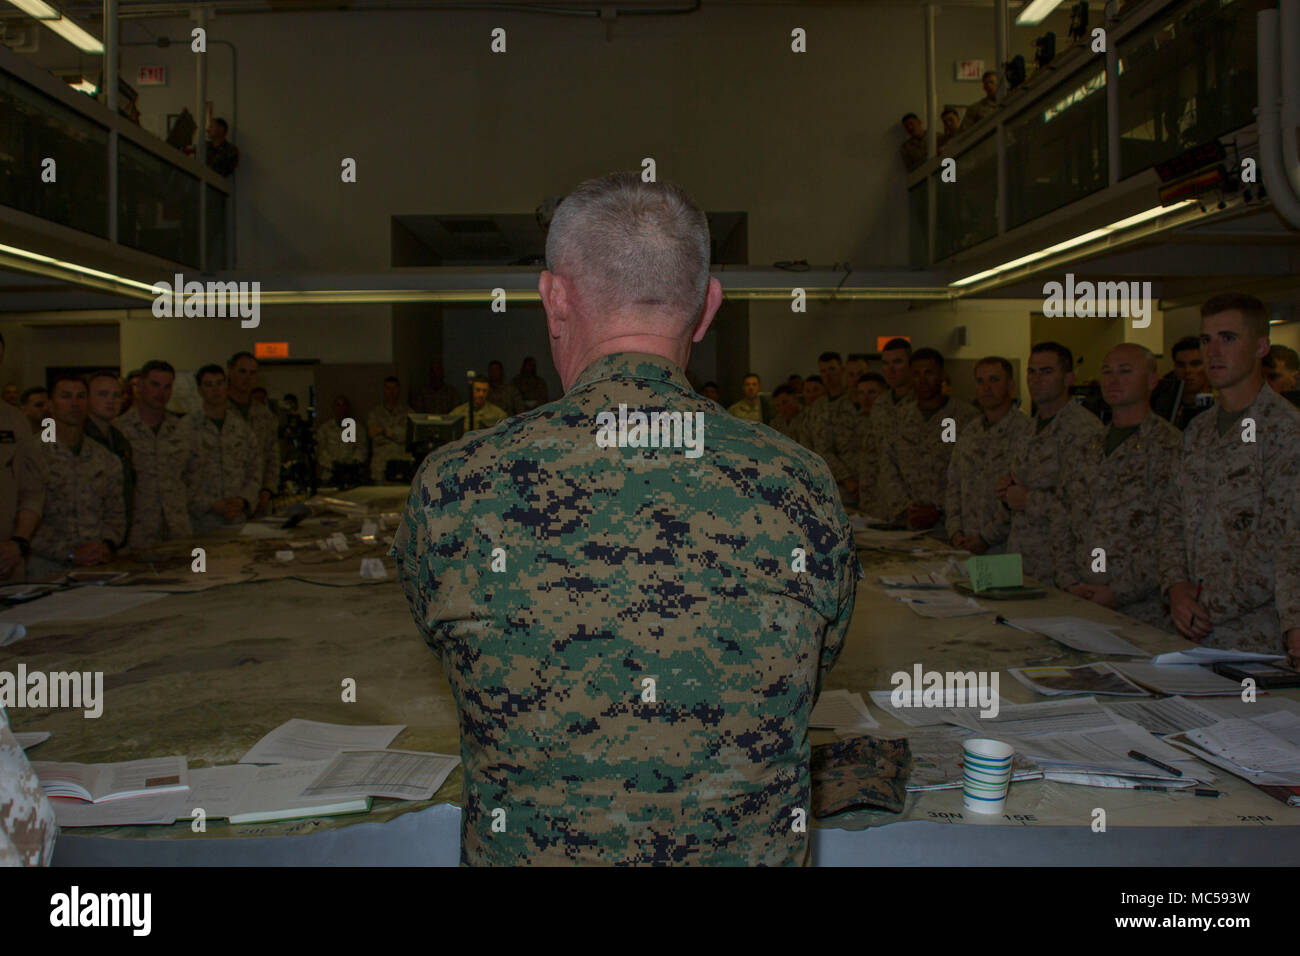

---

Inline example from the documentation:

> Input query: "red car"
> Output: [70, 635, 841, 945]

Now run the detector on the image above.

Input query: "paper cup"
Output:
[962, 738, 1014, 814]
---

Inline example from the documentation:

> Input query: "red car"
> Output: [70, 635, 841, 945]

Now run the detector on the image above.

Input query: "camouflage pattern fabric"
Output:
[944, 408, 1033, 549]
[512, 374, 550, 410]
[115, 407, 194, 549]
[84, 418, 136, 545]
[411, 383, 460, 415]
[392, 351, 862, 866]
[230, 397, 280, 496]
[1005, 400, 1104, 582]
[487, 383, 524, 417]
[808, 392, 860, 486]
[727, 399, 763, 423]
[1159, 384, 1300, 653]
[0, 707, 56, 866]
[1053, 412, 1182, 630]
[876, 396, 979, 521]
[183, 412, 260, 534]
[810, 734, 912, 817]
[30, 438, 126, 564]
[768, 413, 802, 444]
[0, 402, 45, 579]
[367, 403, 413, 482]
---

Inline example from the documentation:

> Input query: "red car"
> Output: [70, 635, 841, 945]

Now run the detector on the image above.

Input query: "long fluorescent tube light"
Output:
[45, 15, 104, 53]
[950, 201, 1197, 287]
[0, 241, 159, 296]
[1016, 0, 1066, 27]
[6, 0, 61, 19]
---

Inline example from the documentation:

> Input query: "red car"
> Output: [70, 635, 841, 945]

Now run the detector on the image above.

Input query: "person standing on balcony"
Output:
[207, 118, 240, 177]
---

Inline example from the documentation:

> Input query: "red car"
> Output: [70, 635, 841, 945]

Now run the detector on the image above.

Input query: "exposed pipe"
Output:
[196, 6, 207, 271]
[1258, 9, 1300, 229]
[1279, 0, 1300, 201]
[105, 0, 118, 243]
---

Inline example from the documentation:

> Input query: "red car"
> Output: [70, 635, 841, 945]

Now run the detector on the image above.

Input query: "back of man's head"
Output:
[545, 171, 710, 326]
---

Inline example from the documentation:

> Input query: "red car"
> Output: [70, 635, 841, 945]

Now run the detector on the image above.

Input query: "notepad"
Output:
[966, 554, 1022, 592]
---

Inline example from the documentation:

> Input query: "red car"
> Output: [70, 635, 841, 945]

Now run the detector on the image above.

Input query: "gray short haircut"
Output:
[545, 171, 711, 321]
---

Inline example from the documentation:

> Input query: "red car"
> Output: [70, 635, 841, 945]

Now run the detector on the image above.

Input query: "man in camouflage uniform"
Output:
[728, 373, 765, 423]
[84, 369, 135, 542]
[29, 374, 126, 578]
[871, 338, 917, 475]
[1160, 294, 1300, 661]
[368, 376, 413, 482]
[0, 706, 56, 865]
[410, 361, 460, 415]
[768, 385, 803, 442]
[393, 172, 861, 866]
[808, 352, 862, 505]
[226, 351, 280, 513]
[877, 349, 978, 530]
[185, 365, 260, 535]
[486, 361, 523, 417]
[998, 342, 1104, 583]
[1052, 344, 1181, 630]
[447, 377, 508, 433]
[315, 395, 368, 479]
[511, 356, 550, 411]
[116, 360, 194, 549]
[848, 374, 886, 514]
[0, 333, 43, 583]
[945, 356, 1031, 553]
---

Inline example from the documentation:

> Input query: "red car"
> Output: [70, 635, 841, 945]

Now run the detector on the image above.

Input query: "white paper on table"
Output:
[239, 718, 405, 765]
[943, 697, 1118, 736]
[810, 690, 879, 731]
[14, 731, 50, 750]
[51, 789, 190, 827]
[1151, 647, 1286, 666]
[184, 764, 258, 819]
[1002, 721, 1206, 781]
[878, 569, 950, 589]
[868, 689, 1011, 727]
[300, 749, 460, 801]
[1165, 732, 1300, 787]
[1008, 617, 1148, 656]
[229, 760, 367, 818]
[1100, 696, 1223, 736]
[1111, 661, 1244, 696]
[32, 755, 189, 801]
[0, 588, 168, 626]
[1201, 696, 1300, 720]
[887, 589, 986, 618]
[1184, 717, 1300, 773]
[0, 622, 27, 646]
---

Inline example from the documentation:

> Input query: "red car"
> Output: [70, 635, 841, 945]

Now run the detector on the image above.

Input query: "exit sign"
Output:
[137, 65, 166, 86]
[955, 59, 985, 81]
[877, 336, 911, 352]
[255, 342, 290, 359]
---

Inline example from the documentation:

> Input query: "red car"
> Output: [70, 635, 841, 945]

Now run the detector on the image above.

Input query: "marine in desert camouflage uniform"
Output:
[1000, 342, 1104, 583]
[393, 173, 861, 866]
[368, 377, 413, 482]
[185, 365, 261, 535]
[0, 707, 56, 865]
[945, 357, 1031, 553]
[877, 349, 978, 530]
[115, 360, 194, 549]
[1053, 345, 1181, 630]
[1160, 295, 1300, 660]
[29, 375, 126, 577]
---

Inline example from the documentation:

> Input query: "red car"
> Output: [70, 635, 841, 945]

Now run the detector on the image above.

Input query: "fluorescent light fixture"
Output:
[950, 201, 1197, 287]
[0, 241, 160, 296]
[45, 15, 103, 53]
[69, 78, 98, 95]
[1016, 0, 1065, 27]
[6, 0, 61, 19]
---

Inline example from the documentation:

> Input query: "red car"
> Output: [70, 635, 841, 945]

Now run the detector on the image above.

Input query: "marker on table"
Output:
[1134, 785, 1221, 798]
[1128, 749, 1184, 777]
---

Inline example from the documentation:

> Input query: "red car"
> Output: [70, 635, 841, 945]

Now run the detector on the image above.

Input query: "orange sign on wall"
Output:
[254, 342, 289, 359]
[876, 336, 911, 352]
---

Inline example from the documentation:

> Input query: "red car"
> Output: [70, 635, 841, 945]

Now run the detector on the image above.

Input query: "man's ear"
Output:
[540, 271, 564, 340]
[691, 277, 724, 344]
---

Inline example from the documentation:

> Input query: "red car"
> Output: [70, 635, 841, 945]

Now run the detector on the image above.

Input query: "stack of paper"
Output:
[886, 589, 986, 619]
[1009, 662, 1150, 698]
[879, 726, 1044, 791]
[1110, 661, 1244, 696]
[1007, 617, 1148, 656]
[32, 756, 192, 828]
[1000, 722, 1206, 784]
[1100, 696, 1222, 736]
[239, 719, 405, 764]
[1151, 648, 1286, 666]
[868, 689, 1011, 728]
[810, 689, 879, 731]
[1168, 713, 1300, 786]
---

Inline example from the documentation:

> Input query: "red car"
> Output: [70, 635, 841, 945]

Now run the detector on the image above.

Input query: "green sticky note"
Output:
[966, 554, 1023, 593]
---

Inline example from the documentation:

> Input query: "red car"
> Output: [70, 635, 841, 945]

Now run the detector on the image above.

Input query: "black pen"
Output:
[1134, 785, 1220, 797]
[1128, 749, 1184, 777]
